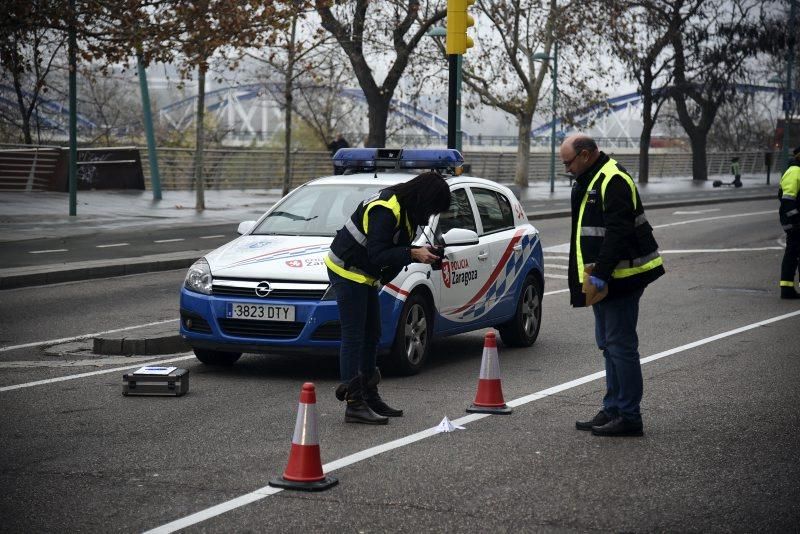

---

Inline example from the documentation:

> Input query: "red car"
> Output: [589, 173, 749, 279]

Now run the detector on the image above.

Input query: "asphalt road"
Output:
[1, 198, 799, 532]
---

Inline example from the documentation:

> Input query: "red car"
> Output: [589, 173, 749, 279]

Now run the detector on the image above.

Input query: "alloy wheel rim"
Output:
[521, 286, 540, 337]
[404, 303, 427, 365]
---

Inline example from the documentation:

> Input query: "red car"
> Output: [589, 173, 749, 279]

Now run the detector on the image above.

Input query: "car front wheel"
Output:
[194, 348, 242, 366]
[498, 274, 542, 347]
[388, 291, 433, 375]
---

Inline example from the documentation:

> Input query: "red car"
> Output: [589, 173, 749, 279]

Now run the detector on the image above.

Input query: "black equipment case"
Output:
[123, 367, 189, 396]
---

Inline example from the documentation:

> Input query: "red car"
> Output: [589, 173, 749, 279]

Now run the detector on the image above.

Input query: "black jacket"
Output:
[568, 153, 664, 307]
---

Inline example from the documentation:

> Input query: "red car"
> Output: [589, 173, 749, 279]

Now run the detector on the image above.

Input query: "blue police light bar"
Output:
[332, 148, 464, 173]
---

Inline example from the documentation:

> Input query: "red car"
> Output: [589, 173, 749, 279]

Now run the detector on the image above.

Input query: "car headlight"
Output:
[320, 284, 336, 301]
[184, 258, 213, 295]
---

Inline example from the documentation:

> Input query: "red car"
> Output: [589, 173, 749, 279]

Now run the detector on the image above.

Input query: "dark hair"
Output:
[387, 171, 451, 226]
[572, 136, 598, 154]
[793, 146, 800, 156]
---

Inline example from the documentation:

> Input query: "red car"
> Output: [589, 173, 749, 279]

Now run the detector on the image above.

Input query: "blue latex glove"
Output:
[589, 275, 606, 291]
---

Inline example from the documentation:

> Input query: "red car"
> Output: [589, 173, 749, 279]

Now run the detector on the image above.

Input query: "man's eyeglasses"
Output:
[563, 150, 584, 167]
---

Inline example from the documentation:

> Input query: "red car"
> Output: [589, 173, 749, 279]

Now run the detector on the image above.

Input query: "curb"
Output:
[93, 324, 190, 356]
[0, 250, 205, 290]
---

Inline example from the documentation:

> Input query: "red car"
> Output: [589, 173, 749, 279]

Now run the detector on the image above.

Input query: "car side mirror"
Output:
[441, 228, 479, 247]
[237, 221, 256, 235]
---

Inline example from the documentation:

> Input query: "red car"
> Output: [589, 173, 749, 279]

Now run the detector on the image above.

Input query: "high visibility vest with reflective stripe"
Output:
[574, 158, 663, 283]
[779, 164, 800, 230]
[324, 191, 413, 286]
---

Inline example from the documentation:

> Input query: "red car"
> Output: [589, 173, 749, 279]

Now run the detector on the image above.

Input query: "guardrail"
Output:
[0, 144, 782, 191]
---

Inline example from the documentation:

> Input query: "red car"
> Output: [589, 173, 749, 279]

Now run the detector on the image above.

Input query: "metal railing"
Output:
[0, 145, 61, 191]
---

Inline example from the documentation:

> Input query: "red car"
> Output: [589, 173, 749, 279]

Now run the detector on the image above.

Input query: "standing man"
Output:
[562, 134, 665, 437]
[327, 133, 350, 174]
[778, 146, 800, 299]
[730, 156, 742, 187]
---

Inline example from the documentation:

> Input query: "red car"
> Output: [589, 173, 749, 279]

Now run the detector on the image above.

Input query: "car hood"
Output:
[207, 235, 333, 282]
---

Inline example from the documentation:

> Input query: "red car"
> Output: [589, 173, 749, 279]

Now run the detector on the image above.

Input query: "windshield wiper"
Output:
[269, 211, 319, 222]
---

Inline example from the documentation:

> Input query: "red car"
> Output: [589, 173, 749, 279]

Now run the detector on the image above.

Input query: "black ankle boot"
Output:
[343, 375, 387, 425]
[363, 368, 403, 417]
[781, 287, 800, 299]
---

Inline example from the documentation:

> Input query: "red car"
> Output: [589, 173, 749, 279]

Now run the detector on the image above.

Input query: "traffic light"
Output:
[446, 0, 475, 55]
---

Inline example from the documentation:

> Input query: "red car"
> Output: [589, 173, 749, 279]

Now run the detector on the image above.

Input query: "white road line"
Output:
[96, 243, 129, 248]
[545, 264, 569, 270]
[661, 247, 783, 253]
[144, 308, 800, 534]
[0, 319, 178, 353]
[544, 273, 568, 279]
[200, 235, 225, 239]
[544, 255, 569, 261]
[652, 210, 772, 229]
[0, 353, 195, 392]
[543, 288, 569, 296]
[28, 249, 68, 254]
[672, 208, 720, 215]
[154, 238, 185, 243]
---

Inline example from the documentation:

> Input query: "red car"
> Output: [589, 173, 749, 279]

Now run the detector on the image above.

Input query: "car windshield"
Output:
[252, 184, 382, 237]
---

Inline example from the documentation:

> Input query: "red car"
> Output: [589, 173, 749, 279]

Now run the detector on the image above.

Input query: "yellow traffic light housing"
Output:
[446, 0, 475, 55]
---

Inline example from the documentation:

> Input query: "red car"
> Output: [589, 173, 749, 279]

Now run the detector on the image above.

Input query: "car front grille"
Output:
[212, 279, 328, 300]
[311, 321, 341, 341]
[218, 318, 305, 339]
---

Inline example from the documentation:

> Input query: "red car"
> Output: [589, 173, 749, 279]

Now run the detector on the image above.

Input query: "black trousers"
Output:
[781, 230, 800, 285]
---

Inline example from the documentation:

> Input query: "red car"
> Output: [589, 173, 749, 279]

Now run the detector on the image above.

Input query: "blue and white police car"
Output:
[180, 148, 544, 374]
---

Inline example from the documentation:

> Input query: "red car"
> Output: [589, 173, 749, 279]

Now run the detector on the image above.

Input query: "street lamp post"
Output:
[533, 42, 558, 194]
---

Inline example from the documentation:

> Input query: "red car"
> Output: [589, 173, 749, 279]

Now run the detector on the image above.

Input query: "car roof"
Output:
[308, 172, 515, 195]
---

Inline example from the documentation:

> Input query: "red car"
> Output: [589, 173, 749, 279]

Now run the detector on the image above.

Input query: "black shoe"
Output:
[781, 287, 800, 299]
[576, 410, 611, 431]
[591, 416, 643, 437]
[345, 400, 388, 425]
[366, 397, 403, 417]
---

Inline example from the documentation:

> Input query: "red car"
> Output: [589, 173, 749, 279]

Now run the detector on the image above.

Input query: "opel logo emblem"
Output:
[255, 281, 272, 298]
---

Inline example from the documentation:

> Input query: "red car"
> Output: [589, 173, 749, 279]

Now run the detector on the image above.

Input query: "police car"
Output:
[180, 148, 544, 374]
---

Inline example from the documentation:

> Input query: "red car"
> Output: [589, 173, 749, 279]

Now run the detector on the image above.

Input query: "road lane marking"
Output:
[200, 235, 226, 239]
[96, 243, 129, 248]
[661, 247, 783, 253]
[672, 208, 720, 215]
[544, 288, 569, 295]
[544, 255, 569, 261]
[143, 308, 800, 534]
[546, 264, 568, 269]
[0, 319, 178, 353]
[652, 210, 772, 229]
[154, 238, 185, 243]
[544, 273, 567, 279]
[0, 356, 159, 368]
[28, 249, 68, 254]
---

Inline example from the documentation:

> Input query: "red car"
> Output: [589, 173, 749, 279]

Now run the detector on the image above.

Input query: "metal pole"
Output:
[549, 41, 558, 193]
[137, 53, 162, 200]
[781, 0, 797, 172]
[456, 54, 463, 152]
[447, 54, 458, 150]
[68, 0, 77, 216]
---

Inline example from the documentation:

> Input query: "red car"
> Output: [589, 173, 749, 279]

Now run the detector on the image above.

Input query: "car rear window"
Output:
[252, 184, 380, 236]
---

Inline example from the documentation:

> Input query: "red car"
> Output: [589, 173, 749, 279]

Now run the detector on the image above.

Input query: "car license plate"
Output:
[226, 302, 295, 322]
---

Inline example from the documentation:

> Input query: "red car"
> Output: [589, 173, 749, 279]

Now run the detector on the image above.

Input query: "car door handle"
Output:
[513, 244, 522, 253]
[478, 251, 489, 260]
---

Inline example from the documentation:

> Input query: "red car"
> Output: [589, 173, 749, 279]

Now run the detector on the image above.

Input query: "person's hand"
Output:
[589, 275, 606, 291]
[410, 245, 439, 265]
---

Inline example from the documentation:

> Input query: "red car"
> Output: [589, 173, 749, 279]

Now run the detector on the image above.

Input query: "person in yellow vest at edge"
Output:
[561, 134, 665, 437]
[325, 172, 451, 424]
[778, 146, 800, 299]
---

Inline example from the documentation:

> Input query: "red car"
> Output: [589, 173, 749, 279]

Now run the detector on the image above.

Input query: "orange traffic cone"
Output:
[269, 382, 338, 491]
[466, 331, 512, 415]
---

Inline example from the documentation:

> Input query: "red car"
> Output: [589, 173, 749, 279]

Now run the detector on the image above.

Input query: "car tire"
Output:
[498, 273, 542, 347]
[194, 348, 242, 366]
[388, 291, 433, 376]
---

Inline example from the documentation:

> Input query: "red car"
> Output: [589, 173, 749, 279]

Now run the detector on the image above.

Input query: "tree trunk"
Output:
[688, 133, 708, 181]
[282, 16, 297, 196]
[11, 67, 33, 144]
[515, 115, 532, 188]
[366, 100, 389, 148]
[194, 65, 206, 211]
[638, 96, 653, 184]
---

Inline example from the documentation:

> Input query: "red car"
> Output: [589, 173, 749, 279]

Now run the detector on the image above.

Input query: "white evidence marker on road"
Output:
[200, 235, 226, 239]
[154, 238, 185, 243]
[28, 249, 68, 254]
[142, 308, 800, 534]
[96, 243, 129, 248]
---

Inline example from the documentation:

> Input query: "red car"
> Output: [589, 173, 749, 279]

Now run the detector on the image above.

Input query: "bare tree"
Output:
[315, 0, 446, 148]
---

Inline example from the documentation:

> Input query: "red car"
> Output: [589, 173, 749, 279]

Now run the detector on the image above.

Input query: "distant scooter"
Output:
[713, 176, 743, 188]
